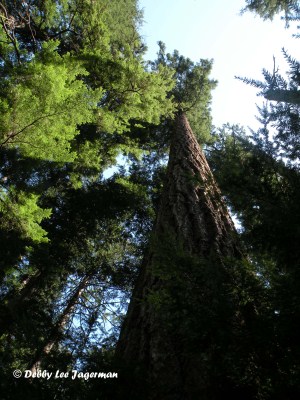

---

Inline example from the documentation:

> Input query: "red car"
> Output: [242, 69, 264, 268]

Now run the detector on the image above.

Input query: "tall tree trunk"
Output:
[29, 275, 90, 372]
[116, 112, 244, 399]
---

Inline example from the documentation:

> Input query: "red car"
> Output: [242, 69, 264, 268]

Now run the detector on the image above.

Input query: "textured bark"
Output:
[155, 112, 240, 258]
[116, 113, 242, 399]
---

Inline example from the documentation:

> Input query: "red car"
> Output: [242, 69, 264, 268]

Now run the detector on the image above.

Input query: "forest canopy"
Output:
[0, 1, 300, 399]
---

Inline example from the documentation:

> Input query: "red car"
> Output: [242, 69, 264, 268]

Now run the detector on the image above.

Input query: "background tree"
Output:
[0, 1, 175, 398]
[207, 119, 300, 398]
[241, 0, 300, 20]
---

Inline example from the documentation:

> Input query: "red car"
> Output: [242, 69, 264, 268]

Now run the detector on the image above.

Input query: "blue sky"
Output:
[139, 0, 299, 130]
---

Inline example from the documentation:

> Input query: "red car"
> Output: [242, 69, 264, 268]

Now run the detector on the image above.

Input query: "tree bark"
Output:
[116, 112, 243, 399]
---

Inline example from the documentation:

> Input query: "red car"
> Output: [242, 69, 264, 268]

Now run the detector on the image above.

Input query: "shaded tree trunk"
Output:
[29, 275, 90, 372]
[116, 112, 244, 399]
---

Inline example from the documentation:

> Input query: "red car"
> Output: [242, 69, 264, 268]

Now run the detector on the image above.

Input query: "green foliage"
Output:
[236, 49, 300, 165]
[0, 188, 51, 243]
[94, 57, 175, 134]
[150, 42, 217, 143]
[209, 124, 300, 261]
[0, 0, 176, 269]
[207, 122, 300, 397]
[241, 0, 300, 21]
[0, 40, 101, 161]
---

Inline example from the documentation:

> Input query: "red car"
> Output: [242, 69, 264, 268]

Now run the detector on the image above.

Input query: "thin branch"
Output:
[0, 111, 66, 148]
[0, 8, 21, 63]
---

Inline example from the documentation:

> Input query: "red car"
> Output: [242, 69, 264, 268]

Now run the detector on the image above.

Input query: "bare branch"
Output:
[0, 3, 21, 63]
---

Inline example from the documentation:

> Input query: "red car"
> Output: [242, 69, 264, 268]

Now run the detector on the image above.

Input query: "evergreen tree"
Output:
[207, 121, 300, 398]
[115, 50, 266, 400]
[0, 2, 175, 398]
[0, 0, 174, 248]
[241, 0, 300, 20]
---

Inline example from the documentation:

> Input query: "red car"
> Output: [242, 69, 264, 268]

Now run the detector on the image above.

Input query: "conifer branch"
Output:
[0, 112, 66, 148]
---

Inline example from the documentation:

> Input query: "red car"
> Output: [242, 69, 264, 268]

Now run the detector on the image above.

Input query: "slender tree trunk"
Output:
[29, 275, 90, 372]
[116, 112, 243, 399]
